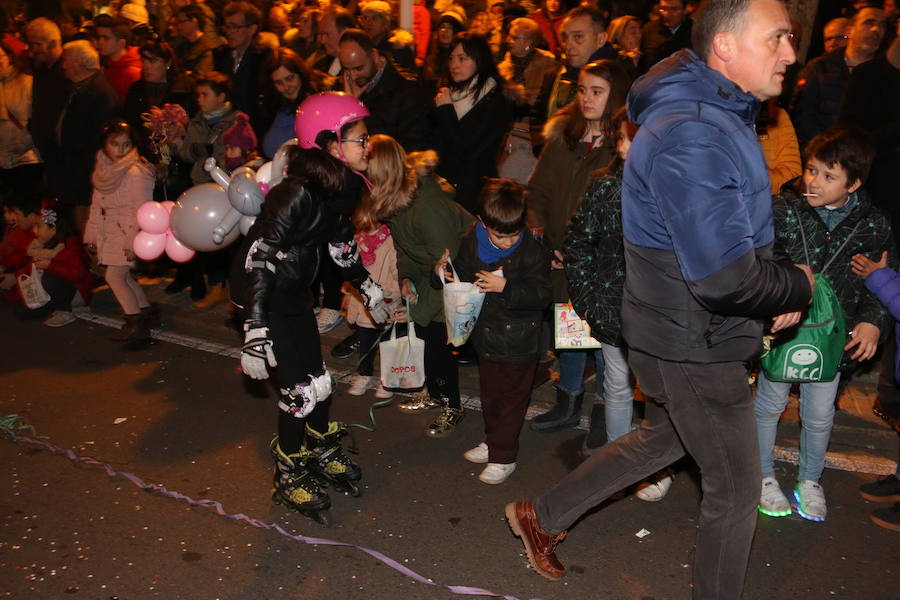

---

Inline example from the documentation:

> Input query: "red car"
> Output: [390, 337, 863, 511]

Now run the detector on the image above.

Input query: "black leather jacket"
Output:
[231, 174, 368, 325]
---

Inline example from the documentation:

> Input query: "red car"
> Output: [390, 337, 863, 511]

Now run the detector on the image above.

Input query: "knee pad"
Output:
[277, 366, 333, 419]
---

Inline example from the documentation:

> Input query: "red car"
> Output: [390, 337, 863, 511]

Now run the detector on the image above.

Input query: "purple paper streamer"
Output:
[1, 424, 544, 600]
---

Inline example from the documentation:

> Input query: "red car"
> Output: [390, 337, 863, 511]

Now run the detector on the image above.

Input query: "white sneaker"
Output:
[347, 375, 371, 396]
[464, 442, 489, 464]
[374, 384, 393, 399]
[759, 476, 791, 517]
[316, 308, 344, 333]
[44, 311, 77, 327]
[479, 462, 516, 484]
[794, 480, 827, 522]
[635, 471, 674, 502]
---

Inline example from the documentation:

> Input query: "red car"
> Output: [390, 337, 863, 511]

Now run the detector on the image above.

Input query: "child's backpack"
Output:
[760, 210, 857, 383]
[760, 273, 845, 383]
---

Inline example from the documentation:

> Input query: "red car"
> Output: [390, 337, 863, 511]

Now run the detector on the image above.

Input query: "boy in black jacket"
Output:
[757, 127, 894, 522]
[434, 179, 552, 484]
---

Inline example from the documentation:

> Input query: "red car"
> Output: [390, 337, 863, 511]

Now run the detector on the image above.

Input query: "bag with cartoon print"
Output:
[760, 274, 845, 383]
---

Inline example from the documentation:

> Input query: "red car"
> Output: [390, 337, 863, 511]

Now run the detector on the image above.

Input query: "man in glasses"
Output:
[792, 5, 887, 149]
[823, 17, 852, 54]
[640, 0, 693, 73]
[213, 1, 273, 137]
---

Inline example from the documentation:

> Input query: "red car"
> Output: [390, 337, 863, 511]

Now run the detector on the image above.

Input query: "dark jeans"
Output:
[14, 272, 76, 321]
[535, 350, 759, 600]
[268, 310, 329, 453]
[422, 320, 460, 409]
[479, 359, 537, 463]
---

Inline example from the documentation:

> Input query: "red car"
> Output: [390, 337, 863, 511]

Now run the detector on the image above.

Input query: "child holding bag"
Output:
[14, 205, 92, 325]
[435, 179, 552, 484]
[343, 194, 401, 399]
[84, 120, 158, 342]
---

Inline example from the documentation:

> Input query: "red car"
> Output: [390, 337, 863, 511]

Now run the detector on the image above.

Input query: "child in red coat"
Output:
[14, 205, 92, 326]
[0, 195, 38, 301]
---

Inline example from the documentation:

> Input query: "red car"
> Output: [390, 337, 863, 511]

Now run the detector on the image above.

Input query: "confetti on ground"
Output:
[635, 528, 651, 539]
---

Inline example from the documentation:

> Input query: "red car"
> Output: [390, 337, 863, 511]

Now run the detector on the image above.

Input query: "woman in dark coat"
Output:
[431, 32, 514, 215]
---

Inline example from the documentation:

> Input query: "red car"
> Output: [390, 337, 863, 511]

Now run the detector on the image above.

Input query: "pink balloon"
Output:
[161, 200, 176, 213]
[133, 231, 166, 260]
[165, 232, 196, 263]
[136, 201, 170, 235]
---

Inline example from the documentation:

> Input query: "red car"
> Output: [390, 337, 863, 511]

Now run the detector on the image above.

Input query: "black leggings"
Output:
[268, 310, 330, 453]
[421, 320, 461, 409]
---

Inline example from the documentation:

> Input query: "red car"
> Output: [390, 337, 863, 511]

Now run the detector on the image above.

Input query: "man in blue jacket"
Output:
[506, 1, 815, 597]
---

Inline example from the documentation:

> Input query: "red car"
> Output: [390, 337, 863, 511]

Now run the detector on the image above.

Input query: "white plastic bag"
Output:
[18, 264, 51, 309]
[379, 322, 425, 390]
[440, 257, 485, 347]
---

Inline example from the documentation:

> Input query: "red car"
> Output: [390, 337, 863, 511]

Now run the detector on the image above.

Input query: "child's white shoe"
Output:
[374, 383, 393, 399]
[347, 375, 371, 396]
[794, 480, 827, 522]
[759, 476, 791, 517]
[479, 462, 516, 484]
[464, 442, 489, 464]
[44, 311, 76, 327]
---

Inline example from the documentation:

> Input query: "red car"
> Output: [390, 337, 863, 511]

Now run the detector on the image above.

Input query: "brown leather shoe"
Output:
[505, 501, 566, 580]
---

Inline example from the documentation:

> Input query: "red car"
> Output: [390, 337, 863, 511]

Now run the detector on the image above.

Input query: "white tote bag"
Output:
[440, 257, 485, 347]
[379, 321, 426, 390]
[18, 264, 51, 309]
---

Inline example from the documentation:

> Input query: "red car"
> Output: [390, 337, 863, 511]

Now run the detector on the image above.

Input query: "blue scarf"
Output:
[475, 221, 522, 265]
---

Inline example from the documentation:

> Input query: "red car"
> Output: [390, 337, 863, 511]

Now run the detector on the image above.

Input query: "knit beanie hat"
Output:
[120, 0, 149, 25]
[438, 5, 467, 30]
[362, 1, 393, 20]
[223, 113, 257, 152]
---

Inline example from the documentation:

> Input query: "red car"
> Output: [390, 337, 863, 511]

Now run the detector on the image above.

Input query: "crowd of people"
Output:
[1, 0, 899, 597]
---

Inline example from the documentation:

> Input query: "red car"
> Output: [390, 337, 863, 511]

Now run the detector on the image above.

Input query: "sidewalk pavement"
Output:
[85, 276, 898, 476]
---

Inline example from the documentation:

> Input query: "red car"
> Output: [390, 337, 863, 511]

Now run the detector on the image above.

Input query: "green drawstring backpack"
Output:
[759, 211, 855, 383]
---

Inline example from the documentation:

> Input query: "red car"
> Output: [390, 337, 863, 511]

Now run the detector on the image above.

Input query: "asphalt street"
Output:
[1, 286, 898, 600]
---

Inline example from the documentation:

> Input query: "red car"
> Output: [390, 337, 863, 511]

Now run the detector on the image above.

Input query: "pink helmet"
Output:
[294, 92, 370, 149]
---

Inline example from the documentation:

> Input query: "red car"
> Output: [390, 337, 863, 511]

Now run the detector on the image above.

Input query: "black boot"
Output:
[530, 385, 583, 432]
[141, 303, 161, 329]
[580, 402, 607, 457]
[110, 314, 150, 342]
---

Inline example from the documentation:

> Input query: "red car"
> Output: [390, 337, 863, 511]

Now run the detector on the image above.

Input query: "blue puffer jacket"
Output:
[621, 50, 811, 363]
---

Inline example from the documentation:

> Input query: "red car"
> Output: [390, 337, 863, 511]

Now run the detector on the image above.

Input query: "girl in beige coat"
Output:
[84, 121, 157, 341]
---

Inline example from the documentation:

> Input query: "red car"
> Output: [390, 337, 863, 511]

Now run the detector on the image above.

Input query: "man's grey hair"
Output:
[692, 0, 786, 61]
[63, 40, 100, 71]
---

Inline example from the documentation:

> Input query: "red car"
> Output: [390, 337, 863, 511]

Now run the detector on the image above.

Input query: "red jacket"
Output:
[13, 236, 93, 306]
[0, 226, 35, 272]
[104, 46, 142, 103]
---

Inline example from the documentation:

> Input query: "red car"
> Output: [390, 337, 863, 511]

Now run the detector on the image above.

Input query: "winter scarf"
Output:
[508, 50, 535, 84]
[357, 223, 391, 267]
[475, 221, 521, 264]
[449, 76, 496, 120]
[203, 101, 233, 124]
[91, 147, 149, 194]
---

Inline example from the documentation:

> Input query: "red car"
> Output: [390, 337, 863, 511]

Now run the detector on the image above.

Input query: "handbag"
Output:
[554, 302, 602, 350]
[760, 211, 855, 383]
[379, 302, 426, 390]
[440, 256, 485, 347]
[18, 264, 51, 310]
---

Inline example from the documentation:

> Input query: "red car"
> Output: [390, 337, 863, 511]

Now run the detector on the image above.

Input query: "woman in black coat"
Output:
[431, 32, 514, 215]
